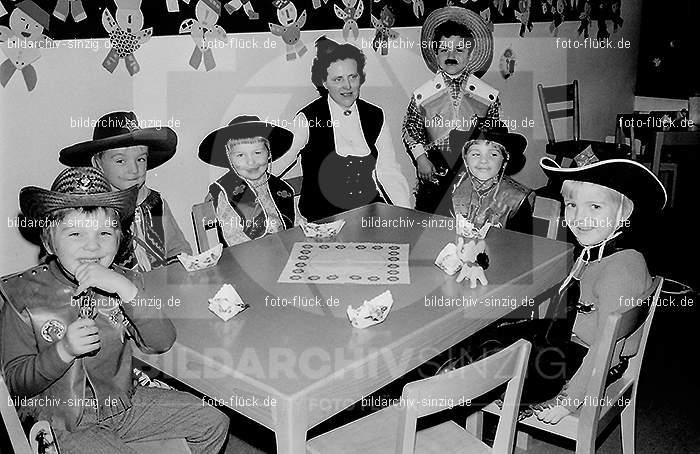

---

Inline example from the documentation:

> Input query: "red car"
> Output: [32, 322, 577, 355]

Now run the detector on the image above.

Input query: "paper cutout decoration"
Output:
[480, 7, 494, 32]
[177, 243, 224, 271]
[577, 0, 592, 38]
[269, 0, 308, 61]
[0, 2, 7, 18]
[346, 290, 393, 329]
[102, 0, 153, 76]
[611, 0, 623, 32]
[311, 0, 329, 8]
[300, 219, 346, 238]
[0, 1, 49, 91]
[224, 0, 259, 19]
[514, 0, 533, 37]
[401, 0, 423, 18]
[53, 0, 87, 22]
[549, 0, 565, 36]
[208, 284, 249, 321]
[371, 5, 398, 56]
[166, 0, 180, 12]
[494, 0, 505, 16]
[180, 0, 227, 71]
[334, 0, 363, 42]
[499, 47, 516, 79]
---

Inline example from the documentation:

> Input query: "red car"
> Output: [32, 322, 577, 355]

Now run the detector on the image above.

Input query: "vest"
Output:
[117, 190, 167, 270]
[209, 171, 295, 244]
[298, 97, 385, 221]
[452, 174, 532, 229]
[414, 73, 493, 147]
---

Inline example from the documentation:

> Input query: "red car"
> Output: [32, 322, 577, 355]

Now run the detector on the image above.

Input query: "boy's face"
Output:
[436, 35, 471, 76]
[464, 141, 504, 181]
[46, 209, 120, 277]
[93, 145, 148, 191]
[563, 182, 621, 246]
[226, 140, 270, 181]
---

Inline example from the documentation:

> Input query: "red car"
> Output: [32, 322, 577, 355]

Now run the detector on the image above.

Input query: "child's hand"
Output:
[74, 263, 137, 302]
[57, 318, 100, 362]
[416, 154, 436, 181]
[534, 405, 570, 424]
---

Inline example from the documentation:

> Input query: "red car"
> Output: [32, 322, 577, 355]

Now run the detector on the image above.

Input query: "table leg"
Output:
[652, 132, 664, 176]
[274, 396, 308, 454]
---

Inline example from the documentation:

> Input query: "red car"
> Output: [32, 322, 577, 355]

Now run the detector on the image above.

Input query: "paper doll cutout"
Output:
[224, 0, 258, 19]
[401, 0, 423, 18]
[371, 5, 398, 56]
[269, 1, 308, 61]
[180, 0, 227, 71]
[333, 0, 363, 42]
[102, 0, 153, 76]
[53, 0, 87, 22]
[514, 0, 533, 37]
[0, 1, 49, 91]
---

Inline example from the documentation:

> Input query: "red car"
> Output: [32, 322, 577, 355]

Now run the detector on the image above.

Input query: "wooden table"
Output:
[134, 203, 572, 454]
[651, 128, 700, 175]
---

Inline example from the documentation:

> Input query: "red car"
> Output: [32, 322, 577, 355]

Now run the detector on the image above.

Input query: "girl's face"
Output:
[227, 140, 270, 180]
[563, 182, 623, 246]
[464, 141, 505, 181]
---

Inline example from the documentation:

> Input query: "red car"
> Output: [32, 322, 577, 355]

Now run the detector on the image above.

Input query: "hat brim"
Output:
[59, 128, 177, 170]
[450, 129, 527, 175]
[539, 157, 667, 212]
[198, 121, 294, 168]
[19, 184, 139, 223]
[421, 7, 494, 76]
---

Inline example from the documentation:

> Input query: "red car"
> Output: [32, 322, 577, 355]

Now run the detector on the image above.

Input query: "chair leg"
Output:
[620, 399, 636, 454]
[465, 410, 484, 439]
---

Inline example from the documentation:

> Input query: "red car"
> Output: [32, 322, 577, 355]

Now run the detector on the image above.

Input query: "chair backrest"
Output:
[533, 196, 561, 240]
[576, 277, 663, 449]
[537, 80, 580, 144]
[191, 200, 218, 253]
[395, 339, 531, 454]
[0, 373, 33, 454]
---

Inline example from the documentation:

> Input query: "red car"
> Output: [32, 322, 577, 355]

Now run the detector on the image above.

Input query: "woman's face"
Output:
[227, 140, 269, 181]
[464, 141, 505, 181]
[323, 58, 361, 108]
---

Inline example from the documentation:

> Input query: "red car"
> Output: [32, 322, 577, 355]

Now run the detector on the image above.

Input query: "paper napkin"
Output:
[208, 284, 249, 321]
[300, 219, 346, 238]
[178, 243, 223, 272]
[346, 290, 394, 329]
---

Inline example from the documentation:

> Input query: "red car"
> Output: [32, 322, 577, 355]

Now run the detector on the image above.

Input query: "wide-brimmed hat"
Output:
[59, 111, 177, 170]
[198, 115, 294, 168]
[539, 150, 667, 213]
[421, 6, 494, 76]
[20, 167, 138, 222]
[450, 128, 527, 175]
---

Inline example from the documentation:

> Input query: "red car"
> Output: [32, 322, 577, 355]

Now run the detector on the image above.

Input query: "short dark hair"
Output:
[310, 36, 366, 97]
[432, 20, 474, 53]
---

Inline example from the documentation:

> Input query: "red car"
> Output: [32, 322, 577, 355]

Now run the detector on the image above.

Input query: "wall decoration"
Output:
[577, 0, 591, 38]
[549, 0, 565, 36]
[53, 0, 88, 22]
[269, 0, 307, 61]
[370, 4, 397, 56]
[515, 0, 532, 37]
[311, 0, 328, 9]
[0, 2, 7, 18]
[224, 0, 259, 19]
[180, 0, 226, 71]
[401, 0, 423, 18]
[101, 0, 152, 75]
[498, 46, 516, 79]
[0, 1, 49, 91]
[166, 0, 180, 12]
[333, 0, 363, 42]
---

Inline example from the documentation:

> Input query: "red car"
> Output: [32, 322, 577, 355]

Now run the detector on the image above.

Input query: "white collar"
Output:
[327, 96, 357, 117]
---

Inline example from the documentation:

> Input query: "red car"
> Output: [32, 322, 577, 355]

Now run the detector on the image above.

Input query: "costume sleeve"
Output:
[561, 252, 651, 413]
[161, 199, 193, 257]
[0, 300, 72, 398]
[270, 112, 309, 178]
[401, 96, 429, 160]
[121, 271, 176, 354]
[375, 119, 411, 208]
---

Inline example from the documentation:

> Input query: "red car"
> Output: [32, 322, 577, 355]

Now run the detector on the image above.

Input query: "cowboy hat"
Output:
[420, 6, 494, 76]
[198, 115, 294, 168]
[59, 111, 177, 170]
[450, 128, 527, 175]
[20, 167, 138, 222]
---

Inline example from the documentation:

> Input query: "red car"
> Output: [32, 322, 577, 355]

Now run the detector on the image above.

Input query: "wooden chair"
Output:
[191, 200, 218, 253]
[307, 339, 531, 454]
[473, 277, 663, 454]
[532, 196, 561, 241]
[537, 80, 593, 165]
[284, 175, 303, 196]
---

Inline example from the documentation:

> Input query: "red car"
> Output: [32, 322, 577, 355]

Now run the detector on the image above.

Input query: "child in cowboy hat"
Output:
[468, 150, 666, 423]
[402, 6, 504, 216]
[199, 115, 296, 246]
[59, 111, 192, 272]
[451, 128, 534, 234]
[0, 167, 229, 453]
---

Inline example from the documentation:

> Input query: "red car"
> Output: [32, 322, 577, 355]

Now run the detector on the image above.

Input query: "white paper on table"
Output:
[346, 290, 394, 329]
[178, 243, 223, 272]
[208, 284, 249, 321]
[300, 219, 346, 238]
[435, 243, 463, 275]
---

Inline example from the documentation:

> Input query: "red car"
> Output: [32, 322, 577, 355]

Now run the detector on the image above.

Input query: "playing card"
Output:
[178, 243, 223, 272]
[435, 243, 463, 275]
[300, 219, 346, 238]
[346, 290, 394, 329]
[208, 284, 249, 321]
